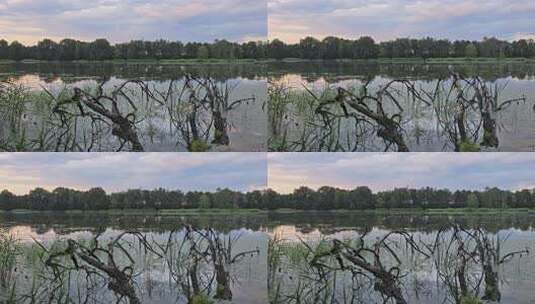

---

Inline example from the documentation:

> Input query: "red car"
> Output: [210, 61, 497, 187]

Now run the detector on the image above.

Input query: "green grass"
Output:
[4, 58, 266, 65]
[1, 208, 266, 216]
[277, 57, 535, 64]
[270, 208, 535, 215]
[3, 208, 533, 216]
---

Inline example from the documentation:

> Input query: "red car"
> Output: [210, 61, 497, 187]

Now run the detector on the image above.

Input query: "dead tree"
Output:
[160, 76, 254, 151]
[73, 82, 146, 152]
[315, 81, 413, 152]
[430, 73, 526, 151]
[42, 232, 162, 304]
[431, 225, 529, 303]
[185, 226, 259, 300]
[307, 229, 429, 304]
[184, 75, 255, 147]
[153, 226, 259, 303]
[49, 80, 150, 151]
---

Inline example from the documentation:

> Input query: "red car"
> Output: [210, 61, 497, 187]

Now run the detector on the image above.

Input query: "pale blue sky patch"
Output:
[0, 0, 267, 44]
[268, 153, 535, 193]
[0, 153, 267, 194]
[268, 0, 535, 43]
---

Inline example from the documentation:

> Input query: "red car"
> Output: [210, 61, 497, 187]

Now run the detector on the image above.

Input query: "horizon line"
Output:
[3, 185, 533, 196]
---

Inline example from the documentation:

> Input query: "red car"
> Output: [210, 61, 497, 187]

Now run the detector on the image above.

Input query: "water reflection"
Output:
[269, 62, 535, 152]
[0, 63, 268, 152]
[267, 211, 535, 304]
[0, 213, 268, 304]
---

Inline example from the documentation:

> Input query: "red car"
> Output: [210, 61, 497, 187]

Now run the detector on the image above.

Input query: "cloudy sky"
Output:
[269, 0, 535, 43]
[268, 153, 535, 193]
[0, 0, 267, 45]
[0, 153, 267, 194]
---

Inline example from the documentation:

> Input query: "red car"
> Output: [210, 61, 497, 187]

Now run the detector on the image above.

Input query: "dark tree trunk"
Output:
[212, 110, 230, 145]
[480, 111, 499, 148]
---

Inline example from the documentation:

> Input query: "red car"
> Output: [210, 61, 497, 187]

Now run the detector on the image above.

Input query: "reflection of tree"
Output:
[36, 227, 259, 304]
[0, 212, 268, 234]
[0, 62, 266, 83]
[274, 71, 528, 152]
[2, 75, 256, 151]
[271, 224, 531, 304]
[267, 61, 535, 83]
[265, 212, 535, 235]
[433, 225, 530, 303]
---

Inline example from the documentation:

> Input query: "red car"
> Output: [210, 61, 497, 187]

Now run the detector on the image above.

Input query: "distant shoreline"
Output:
[272, 57, 535, 64]
[0, 58, 267, 65]
[1, 207, 533, 216]
[2, 57, 535, 66]
[0, 208, 267, 216]
[270, 207, 535, 215]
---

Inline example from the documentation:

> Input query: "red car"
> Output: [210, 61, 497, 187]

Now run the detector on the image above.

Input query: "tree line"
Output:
[2, 36, 535, 62]
[1, 186, 534, 211]
[0, 38, 268, 61]
[268, 36, 535, 60]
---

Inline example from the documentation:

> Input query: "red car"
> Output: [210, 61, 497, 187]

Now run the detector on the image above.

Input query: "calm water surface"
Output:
[268, 62, 535, 152]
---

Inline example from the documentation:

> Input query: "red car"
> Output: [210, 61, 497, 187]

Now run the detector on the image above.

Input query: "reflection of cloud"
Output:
[0, 0, 267, 44]
[268, 153, 535, 193]
[268, 0, 535, 43]
[0, 153, 267, 194]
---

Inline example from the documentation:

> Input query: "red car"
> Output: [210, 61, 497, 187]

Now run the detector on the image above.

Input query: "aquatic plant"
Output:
[270, 72, 528, 152]
[0, 76, 256, 152]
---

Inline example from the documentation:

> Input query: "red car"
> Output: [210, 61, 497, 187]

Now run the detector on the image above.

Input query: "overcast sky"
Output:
[0, 153, 267, 194]
[268, 153, 535, 193]
[4, 153, 534, 195]
[0, 0, 267, 45]
[269, 0, 535, 43]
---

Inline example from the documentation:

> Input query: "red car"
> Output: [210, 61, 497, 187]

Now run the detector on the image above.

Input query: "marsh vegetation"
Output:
[268, 212, 535, 304]
[268, 62, 535, 152]
[0, 62, 266, 152]
[0, 216, 267, 304]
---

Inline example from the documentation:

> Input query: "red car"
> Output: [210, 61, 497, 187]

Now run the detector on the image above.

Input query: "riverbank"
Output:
[0, 208, 267, 216]
[3, 57, 535, 66]
[2, 208, 532, 216]
[273, 57, 535, 64]
[0, 58, 267, 65]
[269, 207, 535, 215]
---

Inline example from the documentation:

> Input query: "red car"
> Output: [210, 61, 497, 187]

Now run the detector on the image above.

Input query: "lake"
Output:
[0, 62, 268, 152]
[5, 61, 535, 152]
[267, 211, 535, 304]
[2, 210, 535, 303]
[268, 61, 535, 152]
[0, 212, 269, 304]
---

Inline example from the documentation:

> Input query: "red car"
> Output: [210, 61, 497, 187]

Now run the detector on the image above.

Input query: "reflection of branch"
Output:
[43, 232, 151, 304]
[316, 81, 410, 152]
[431, 225, 530, 303]
[305, 229, 429, 304]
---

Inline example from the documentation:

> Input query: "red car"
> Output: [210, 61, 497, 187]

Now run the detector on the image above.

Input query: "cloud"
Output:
[268, 0, 535, 43]
[268, 153, 535, 193]
[0, 153, 267, 194]
[0, 0, 267, 44]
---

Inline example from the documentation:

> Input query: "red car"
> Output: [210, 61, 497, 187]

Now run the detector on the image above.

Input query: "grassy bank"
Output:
[0, 58, 267, 65]
[2, 208, 532, 216]
[0, 208, 267, 216]
[276, 57, 535, 64]
[270, 208, 535, 215]
[4, 57, 535, 65]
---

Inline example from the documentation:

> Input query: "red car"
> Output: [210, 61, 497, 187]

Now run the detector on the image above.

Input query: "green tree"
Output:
[199, 194, 211, 209]
[465, 43, 478, 57]
[467, 193, 479, 209]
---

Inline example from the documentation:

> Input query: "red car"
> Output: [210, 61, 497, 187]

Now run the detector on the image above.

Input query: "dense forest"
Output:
[1, 36, 535, 61]
[268, 36, 535, 59]
[1, 186, 534, 211]
[0, 38, 268, 61]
